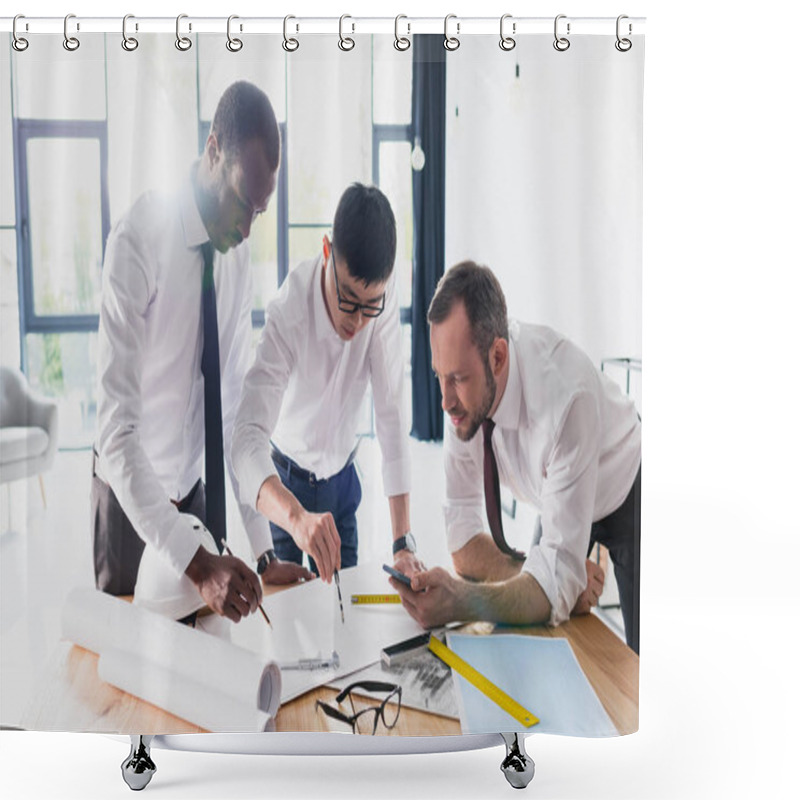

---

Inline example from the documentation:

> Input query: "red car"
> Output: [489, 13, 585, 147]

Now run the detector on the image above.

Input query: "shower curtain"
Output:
[1, 19, 643, 740]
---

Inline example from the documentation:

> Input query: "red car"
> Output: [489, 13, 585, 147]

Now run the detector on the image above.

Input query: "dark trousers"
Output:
[588, 464, 641, 654]
[269, 452, 361, 575]
[91, 453, 206, 596]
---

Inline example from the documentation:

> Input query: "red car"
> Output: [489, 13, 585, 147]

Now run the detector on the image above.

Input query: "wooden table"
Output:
[21, 613, 638, 736]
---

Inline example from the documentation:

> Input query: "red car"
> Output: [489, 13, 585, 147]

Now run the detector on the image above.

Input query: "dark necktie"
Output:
[200, 241, 225, 554]
[482, 418, 526, 561]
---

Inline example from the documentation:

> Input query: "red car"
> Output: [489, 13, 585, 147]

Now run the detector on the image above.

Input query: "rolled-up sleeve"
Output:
[231, 306, 294, 515]
[96, 222, 200, 576]
[442, 421, 486, 553]
[522, 392, 600, 626]
[369, 275, 411, 497]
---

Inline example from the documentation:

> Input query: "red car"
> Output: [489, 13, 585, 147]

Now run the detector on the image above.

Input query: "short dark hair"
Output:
[427, 261, 509, 358]
[332, 184, 397, 286]
[211, 80, 280, 169]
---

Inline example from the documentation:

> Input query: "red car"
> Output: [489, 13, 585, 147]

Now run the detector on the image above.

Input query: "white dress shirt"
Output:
[443, 321, 641, 626]
[95, 169, 272, 576]
[232, 254, 411, 511]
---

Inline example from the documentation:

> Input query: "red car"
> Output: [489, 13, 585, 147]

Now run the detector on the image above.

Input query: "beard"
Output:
[454, 358, 497, 442]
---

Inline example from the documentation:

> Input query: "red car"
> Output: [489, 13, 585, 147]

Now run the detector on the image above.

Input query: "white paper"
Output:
[230, 562, 426, 702]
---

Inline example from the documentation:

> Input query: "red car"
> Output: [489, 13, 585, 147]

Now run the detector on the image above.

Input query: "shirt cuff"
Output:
[242, 509, 274, 561]
[160, 513, 207, 576]
[521, 544, 567, 627]
[381, 455, 411, 498]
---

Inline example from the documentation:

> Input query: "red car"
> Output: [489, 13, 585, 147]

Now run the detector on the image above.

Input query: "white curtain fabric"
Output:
[446, 35, 643, 383]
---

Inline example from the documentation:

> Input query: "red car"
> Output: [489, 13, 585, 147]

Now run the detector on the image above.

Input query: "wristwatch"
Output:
[392, 532, 417, 556]
[256, 548, 278, 575]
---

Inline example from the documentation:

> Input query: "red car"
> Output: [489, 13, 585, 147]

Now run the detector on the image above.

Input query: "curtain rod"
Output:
[1, 16, 646, 36]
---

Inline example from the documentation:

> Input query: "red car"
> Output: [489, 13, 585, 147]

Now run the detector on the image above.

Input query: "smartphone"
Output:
[382, 563, 412, 588]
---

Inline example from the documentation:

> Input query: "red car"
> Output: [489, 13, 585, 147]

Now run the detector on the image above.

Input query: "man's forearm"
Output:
[452, 534, 524, 583]
[459, 571, 551, 625]
[256, 475, 304, 531]
[388, 493, 411, 543]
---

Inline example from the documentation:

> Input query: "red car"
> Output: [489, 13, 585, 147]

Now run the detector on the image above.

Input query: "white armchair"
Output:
[0, 366, 59, 505]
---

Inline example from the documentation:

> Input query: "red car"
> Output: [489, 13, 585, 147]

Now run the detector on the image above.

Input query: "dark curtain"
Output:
[410, 36, 446, 441]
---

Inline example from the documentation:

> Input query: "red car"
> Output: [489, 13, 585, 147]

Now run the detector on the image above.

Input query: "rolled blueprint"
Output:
[62, 588, 281, 730]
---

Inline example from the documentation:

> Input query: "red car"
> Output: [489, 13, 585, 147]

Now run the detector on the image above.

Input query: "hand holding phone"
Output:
[382, 563, 413, 589]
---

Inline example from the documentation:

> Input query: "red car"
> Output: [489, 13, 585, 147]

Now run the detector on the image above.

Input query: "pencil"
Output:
[334, 570, 345, 623]
[221, 539, 272, 628]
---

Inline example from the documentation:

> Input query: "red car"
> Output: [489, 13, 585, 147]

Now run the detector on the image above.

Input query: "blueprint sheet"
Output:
[447, 633, 618, 737]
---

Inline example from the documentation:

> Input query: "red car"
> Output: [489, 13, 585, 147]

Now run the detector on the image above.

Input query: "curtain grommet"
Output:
[499, 14, 516, 51]
[226, 15, 243, 52]
[444, 14, 460, 51]
[338, 15, 355, 51]
[12, 15, 29, 52]
[615, 15, 633, 52]
[394, 15, 411, 51]
[121, 14, 139, 52]
[63, 13, 80, 52]
[175, 14, 192, 51]
[283, 15, 299, 52]
[553, 14, 571, 52]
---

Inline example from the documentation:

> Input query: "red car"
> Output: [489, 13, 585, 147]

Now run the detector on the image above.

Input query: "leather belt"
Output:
[270, 442, 359, 486]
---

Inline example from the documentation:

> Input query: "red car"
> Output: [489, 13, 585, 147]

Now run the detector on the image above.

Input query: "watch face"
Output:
[406, 532, 416, 552]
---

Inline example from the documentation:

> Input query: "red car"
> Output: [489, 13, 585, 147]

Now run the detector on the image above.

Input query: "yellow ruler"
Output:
[350, 593, 402, 605]
[428, 635, 539, 728]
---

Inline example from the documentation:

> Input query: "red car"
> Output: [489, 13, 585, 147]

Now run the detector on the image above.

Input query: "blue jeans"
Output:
[269, 454, 362, 575]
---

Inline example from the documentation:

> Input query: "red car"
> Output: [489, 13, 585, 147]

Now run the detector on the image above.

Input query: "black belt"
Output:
[270, 443, 358, 486]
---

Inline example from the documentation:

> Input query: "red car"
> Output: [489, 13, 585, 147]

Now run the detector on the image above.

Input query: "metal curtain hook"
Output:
[553, 14, 570, 52]
[122, 14, 139, 52]
[499, 14, 516, 51]
[615, 14, 632, 52]
[394, 15, 410, 51]
[444, 14, 460, 51]
[227, 15, 243, 52]
[63, 13, 80, 51]
[339, 14, 355, 51]
[175, 14, 192, 51]
[12, 15, 29, 52]
[283, 15, 299, 52]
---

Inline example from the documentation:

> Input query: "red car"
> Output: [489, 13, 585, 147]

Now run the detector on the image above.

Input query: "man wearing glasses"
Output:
[232, 183, 419, 584]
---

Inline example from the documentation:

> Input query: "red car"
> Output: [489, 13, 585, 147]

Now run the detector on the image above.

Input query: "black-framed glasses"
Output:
[315, 680, 402, 735]
[330, 244, 386, 318]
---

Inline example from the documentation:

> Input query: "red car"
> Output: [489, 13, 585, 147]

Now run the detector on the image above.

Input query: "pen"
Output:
[221, 539, 272, 628]
[334, 569, 345, 623]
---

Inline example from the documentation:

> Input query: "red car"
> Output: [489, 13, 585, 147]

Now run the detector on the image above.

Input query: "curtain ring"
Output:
[394, 15, 411, 51]
[175, 14, 192, 51]
[339, 15, 355, 51]
[499, 14, 516, 51]
[227, 15, 243, 52]
[443, 14, 460, 51]
[615, 15, 632, 52]
[121, 14, 139, 52]
[553, 14, 570, 52]
[12, 15, 29, 52]
[63, 13, 80, 52]
[283, 15, 299, 52]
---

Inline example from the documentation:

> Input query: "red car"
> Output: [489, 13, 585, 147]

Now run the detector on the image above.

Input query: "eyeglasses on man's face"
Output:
[329, 244, 386, 318]
[315, 680, 402, 735]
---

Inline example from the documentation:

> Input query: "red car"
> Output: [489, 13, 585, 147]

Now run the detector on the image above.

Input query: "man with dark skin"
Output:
[94, 82, 312, 624]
